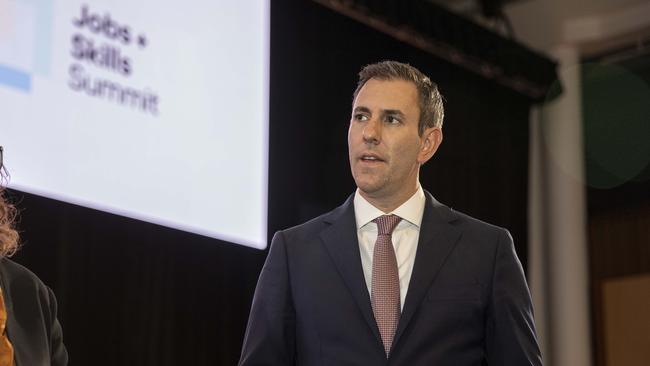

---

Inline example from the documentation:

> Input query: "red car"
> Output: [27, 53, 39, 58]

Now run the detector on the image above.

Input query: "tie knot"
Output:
[374, 214, 401, 236]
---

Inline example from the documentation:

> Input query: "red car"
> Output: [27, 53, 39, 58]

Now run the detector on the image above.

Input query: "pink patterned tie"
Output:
[371, 214, 402, 356]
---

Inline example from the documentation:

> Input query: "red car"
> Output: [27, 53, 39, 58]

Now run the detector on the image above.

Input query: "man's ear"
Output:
[417, 126, 443, 165]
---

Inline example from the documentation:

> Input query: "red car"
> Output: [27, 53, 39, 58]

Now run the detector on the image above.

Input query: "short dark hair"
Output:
[353, 61, 444, 134]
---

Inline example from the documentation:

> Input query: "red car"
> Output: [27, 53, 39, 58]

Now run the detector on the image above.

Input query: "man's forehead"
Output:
[353, 78, 419, 110]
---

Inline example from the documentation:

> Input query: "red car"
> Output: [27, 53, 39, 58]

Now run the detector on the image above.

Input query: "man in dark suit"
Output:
[240, 61, 541, 365]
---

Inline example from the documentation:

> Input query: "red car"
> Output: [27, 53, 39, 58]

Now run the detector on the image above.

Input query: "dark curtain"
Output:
[11, 0, 533, 364]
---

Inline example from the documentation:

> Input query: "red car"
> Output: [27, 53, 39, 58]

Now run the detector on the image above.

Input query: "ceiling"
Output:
[427, 0, 527, 17]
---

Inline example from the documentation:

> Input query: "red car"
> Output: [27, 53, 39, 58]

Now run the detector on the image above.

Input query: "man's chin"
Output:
[353, 171, 390, 193]
[355, 182, 385, 197]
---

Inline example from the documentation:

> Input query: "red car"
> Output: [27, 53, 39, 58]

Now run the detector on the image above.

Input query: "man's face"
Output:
[348, 78, 439, 203]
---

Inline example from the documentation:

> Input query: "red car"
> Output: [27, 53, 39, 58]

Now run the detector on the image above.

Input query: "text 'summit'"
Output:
[68, 5, 159, 115]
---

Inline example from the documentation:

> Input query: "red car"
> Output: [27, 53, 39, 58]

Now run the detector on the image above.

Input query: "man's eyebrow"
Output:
[353, 106, 371, 114]
[382, 109, 406, 118]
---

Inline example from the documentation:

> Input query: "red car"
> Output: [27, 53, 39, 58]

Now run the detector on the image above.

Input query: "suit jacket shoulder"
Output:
[1, 258, 51, 295]
[425, 191, 508, 236]
[280, 195, 353, 243]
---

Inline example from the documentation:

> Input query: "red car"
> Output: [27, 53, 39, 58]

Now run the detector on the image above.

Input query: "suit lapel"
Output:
[392, 192, 463, 347]
[319, 196, 382, 345]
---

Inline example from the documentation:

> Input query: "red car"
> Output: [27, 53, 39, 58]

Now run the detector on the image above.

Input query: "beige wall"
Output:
[504, 0, 650, 53]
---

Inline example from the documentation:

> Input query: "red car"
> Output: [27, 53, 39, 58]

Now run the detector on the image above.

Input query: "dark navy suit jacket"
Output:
[240, 192, 541, 365]
[0, 258, 68, 366]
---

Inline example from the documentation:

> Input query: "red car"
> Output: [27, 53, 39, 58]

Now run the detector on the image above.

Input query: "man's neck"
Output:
[358, 184, 419, 213]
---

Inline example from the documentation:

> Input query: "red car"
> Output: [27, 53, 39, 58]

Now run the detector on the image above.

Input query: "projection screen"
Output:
[0, 0, 270, 249]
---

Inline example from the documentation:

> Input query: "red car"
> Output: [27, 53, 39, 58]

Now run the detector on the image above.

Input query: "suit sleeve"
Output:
[485, 229, 542, 366]
[46, 286, 69, 366]
[239, 231, 296, 366]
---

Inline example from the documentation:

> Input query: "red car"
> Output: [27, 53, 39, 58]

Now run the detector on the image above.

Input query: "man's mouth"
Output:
[359, 153, 384, 163]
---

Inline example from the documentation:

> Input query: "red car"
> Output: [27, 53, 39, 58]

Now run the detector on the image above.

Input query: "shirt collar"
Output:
[353, 185, 426, 229]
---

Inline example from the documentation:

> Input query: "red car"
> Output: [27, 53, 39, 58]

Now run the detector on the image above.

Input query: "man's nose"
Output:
[362, 118, 381, 144]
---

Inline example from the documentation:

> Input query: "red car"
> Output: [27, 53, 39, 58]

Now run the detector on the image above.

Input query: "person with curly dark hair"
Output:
[0, 146, 68, 366]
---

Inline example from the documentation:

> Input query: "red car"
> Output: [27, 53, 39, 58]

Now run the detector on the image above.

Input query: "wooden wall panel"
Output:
[589, 204, 650, 366]
[601, 274, 650, 366]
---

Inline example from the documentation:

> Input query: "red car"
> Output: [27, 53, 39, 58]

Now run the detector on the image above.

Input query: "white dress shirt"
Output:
[353, 185, 426, 310]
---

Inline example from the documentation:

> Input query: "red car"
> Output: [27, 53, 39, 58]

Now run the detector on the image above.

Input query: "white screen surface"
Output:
[0, 0, 270, 249]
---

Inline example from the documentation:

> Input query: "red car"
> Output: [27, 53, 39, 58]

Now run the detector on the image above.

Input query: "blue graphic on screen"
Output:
[0, 0, 53, 91]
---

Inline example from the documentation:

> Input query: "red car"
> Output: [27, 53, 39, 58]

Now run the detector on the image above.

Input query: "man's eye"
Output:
[354, 114, 369, 121]
[386, 116, 401, 124]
